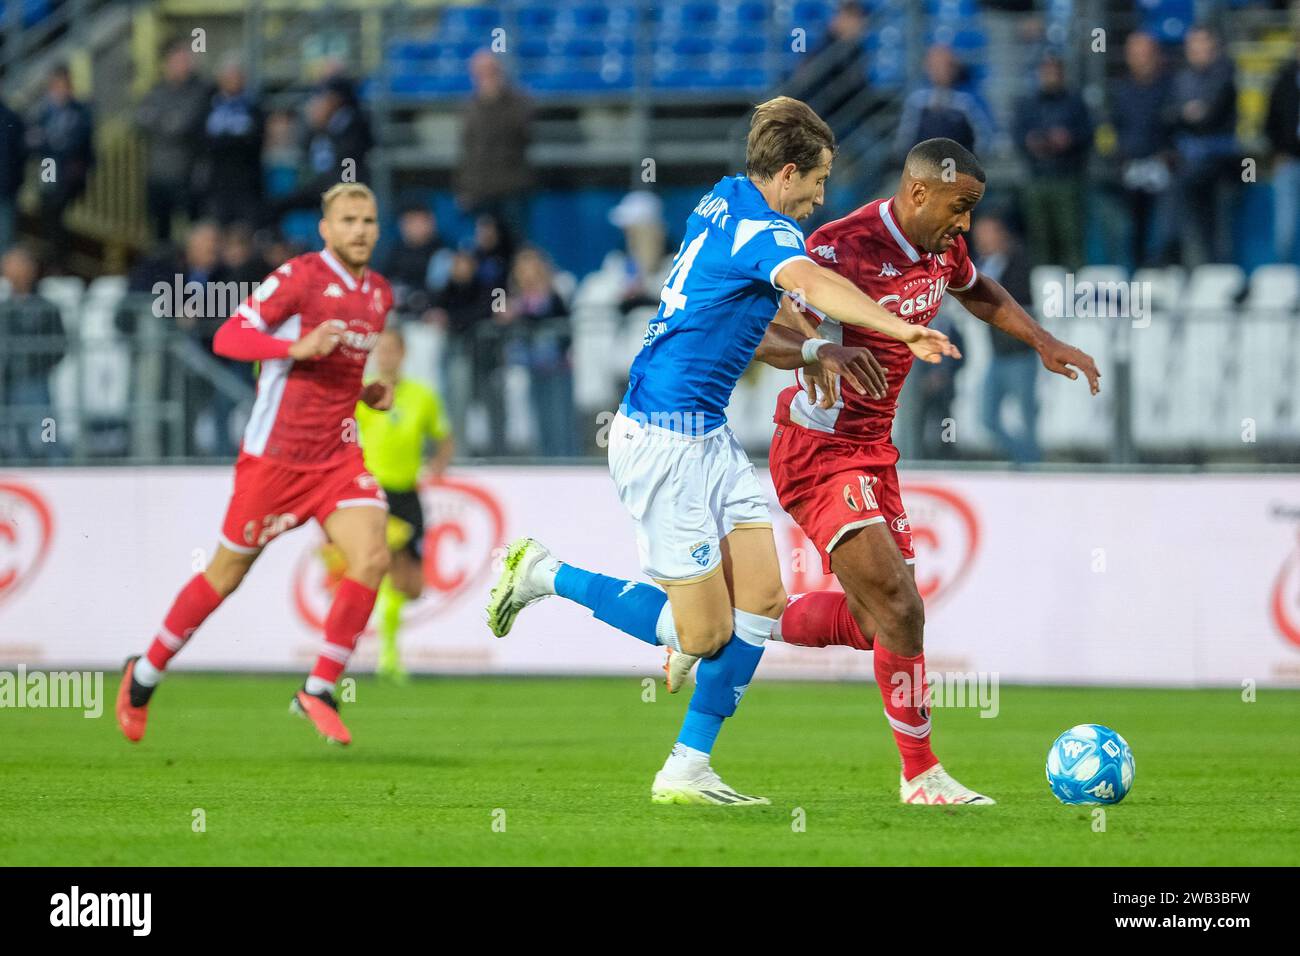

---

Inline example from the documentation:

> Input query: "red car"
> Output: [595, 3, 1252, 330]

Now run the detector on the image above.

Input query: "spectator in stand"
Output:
[504, 246, 577, 458]
[0, 93, 25, 254]
[913, 309, 965, 461]
[894, 45, 996, 161]
[136, 41, 211, 243]
[1168, 24, 1238, 267]
[787, 2, 877, 139]
[272, 75, 373, 217]
[0, 245, 65, 460]
[973, 213, 1041, 464]
[604, 190, 673, 316]
[172, 220, 237, 455]
[431, 248, 499, 452]
[469, 212, 514, 291]
[454, 51, 534, 242]
[26, 66, 94, 269]
[219, 222, 268, 286]
[195, 57, 264, 227]
[1013, 51, 1093, 270]
[1265, 36, 1300, 264]
[380, 202, 449, 320]
[1107, 31, 1174, 270]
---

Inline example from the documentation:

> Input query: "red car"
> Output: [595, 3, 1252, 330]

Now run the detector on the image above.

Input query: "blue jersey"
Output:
[621, 175, 812, 435]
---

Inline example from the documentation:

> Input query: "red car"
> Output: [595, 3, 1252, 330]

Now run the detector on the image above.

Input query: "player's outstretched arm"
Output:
[951, 274, 1101, 394]
[213, 315, 343, 362]
[774, 258, 960, 365]
[754, 315, 887, 402]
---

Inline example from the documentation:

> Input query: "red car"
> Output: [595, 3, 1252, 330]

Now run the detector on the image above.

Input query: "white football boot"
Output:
[900, 763, 996, 805]
[485, 538, 560, 637]
[663, 648, 700, 694]
[651, 762, 771, 806]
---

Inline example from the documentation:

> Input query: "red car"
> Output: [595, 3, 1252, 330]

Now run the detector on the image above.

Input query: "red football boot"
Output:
[116, 656, 152, 743]
[290, 688, 352, 745]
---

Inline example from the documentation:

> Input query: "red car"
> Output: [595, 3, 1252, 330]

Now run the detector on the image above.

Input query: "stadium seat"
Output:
[1244, 263, 1300, 313]
[1131, 266, 1185, 316]
[1038, 314, 1114, 452]
[86, 275, 128, 304]
[1182, 263, 1245, 312]
[1029, 265, 1067, 318]
[516, 4, 558, 32]
[438, 6, 501, 39]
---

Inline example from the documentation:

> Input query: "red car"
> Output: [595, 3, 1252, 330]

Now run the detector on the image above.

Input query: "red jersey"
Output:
[232, 249, 392, 469]
[779, 197, 977, 444]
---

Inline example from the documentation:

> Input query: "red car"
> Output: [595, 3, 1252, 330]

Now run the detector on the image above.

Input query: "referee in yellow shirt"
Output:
[355, 328, 455, 682]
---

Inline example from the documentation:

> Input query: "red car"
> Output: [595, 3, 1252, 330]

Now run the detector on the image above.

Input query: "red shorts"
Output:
[219, 452, 387, 553]
[769, 420, 913, 575]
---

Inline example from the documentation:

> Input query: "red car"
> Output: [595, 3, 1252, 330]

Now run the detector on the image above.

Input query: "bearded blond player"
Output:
[116, 184, 395, 747]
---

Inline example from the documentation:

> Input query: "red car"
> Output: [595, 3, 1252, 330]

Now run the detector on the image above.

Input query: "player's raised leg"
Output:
[486, 537, 682, 652]
[652, 526, 782, 805]
[830, 523, 993, 805]
[292, 502, 389, 744]
[116, 543, 259, 742]
[668, 587, 877, 690]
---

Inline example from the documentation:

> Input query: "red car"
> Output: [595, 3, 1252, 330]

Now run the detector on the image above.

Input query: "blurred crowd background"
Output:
[1, 0, 1298, 467]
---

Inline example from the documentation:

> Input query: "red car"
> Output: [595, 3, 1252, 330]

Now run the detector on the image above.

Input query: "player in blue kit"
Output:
[486, 97, 959, 805]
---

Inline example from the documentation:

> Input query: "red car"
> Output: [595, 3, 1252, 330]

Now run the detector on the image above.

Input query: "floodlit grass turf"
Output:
[2, 675, 1297, 866]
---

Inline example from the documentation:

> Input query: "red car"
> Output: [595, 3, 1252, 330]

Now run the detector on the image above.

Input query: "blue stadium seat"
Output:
[562, 36, 608, 59]
[726, 34, 768, 56]
[515, 36, 554, 61]
[438, 5, 501, 39]
[668, 35, 717, 57]
[387, 40, 441, 63]
[516, 4, 558, 32]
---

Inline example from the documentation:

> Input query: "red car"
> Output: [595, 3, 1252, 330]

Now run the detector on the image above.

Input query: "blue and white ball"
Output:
[1046, 724, 1135, 805]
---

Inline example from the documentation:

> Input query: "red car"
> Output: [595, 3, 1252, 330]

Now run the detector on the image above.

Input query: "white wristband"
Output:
[801, 337, 830, 365]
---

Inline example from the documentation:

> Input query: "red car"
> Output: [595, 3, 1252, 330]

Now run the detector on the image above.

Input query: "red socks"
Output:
[146, 574, 224, 670]
[874, 643, 938, 780]
[778, 591, 874, 650]
[781, 593, 938, 780]
[310, 577, 377, 685]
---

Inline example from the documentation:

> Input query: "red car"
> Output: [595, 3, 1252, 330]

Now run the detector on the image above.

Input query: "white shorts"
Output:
[608, 410, 772, 584]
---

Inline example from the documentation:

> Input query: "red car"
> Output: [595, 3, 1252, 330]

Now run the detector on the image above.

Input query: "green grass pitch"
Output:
[2, 675, 1296, 866]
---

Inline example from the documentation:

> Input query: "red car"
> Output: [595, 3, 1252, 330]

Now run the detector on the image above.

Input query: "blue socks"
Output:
[554, 562, 777, 760]
[678, 609, 773, 755]
[554, 563, 668, 647]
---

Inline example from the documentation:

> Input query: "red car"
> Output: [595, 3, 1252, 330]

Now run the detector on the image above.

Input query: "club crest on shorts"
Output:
[689, 541, 712, 567]
[843, 475, 879, 513]
[892, 513, 911, 534]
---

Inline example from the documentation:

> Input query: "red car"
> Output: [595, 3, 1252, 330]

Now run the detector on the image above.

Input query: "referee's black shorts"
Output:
[384, 488, 425, 559]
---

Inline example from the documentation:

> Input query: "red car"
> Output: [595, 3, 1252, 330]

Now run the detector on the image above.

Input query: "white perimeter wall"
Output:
[1, 467, 1299, 687]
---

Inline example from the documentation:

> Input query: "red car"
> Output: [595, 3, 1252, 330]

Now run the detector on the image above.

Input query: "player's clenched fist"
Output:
[359, 380, 394, 410]
[903, 325, 962, 365]
[288, 320, 346, 360]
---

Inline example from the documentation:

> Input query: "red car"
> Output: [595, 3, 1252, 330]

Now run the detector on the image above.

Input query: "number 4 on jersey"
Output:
[659, 231, 708, 318]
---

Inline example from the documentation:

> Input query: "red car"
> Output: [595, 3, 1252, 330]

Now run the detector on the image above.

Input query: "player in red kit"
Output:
[115, 183, 396, 747]
[670, 138, 1101, 804]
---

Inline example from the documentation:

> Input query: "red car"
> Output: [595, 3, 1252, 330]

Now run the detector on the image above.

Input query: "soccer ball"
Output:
[1045, 724, 1135, 805]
